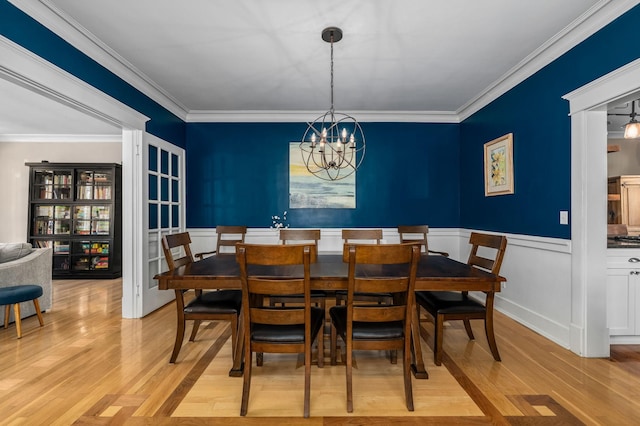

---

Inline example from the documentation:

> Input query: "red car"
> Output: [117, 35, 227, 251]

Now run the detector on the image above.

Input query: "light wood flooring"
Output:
[1, 278, 640, 425]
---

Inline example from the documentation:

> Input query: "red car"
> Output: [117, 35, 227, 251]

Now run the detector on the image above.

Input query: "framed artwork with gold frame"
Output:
[484, 133, 514, 196]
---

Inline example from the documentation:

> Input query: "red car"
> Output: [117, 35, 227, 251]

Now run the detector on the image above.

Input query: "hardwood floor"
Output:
[0, 278, 639, 425]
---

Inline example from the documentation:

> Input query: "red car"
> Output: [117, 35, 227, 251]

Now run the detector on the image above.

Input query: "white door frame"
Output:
[564, 58, 640, 357]
[0, 35, 150, 318]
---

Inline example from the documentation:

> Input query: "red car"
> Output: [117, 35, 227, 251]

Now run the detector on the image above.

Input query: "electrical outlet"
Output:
[560, 210, 569, 225]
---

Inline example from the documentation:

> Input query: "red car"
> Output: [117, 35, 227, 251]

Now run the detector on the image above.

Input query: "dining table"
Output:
[154, 253, 506, 379]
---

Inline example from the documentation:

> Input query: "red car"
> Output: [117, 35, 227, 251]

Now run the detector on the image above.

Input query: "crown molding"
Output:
[457, 0, 638, 121]
[186, 110, 460, 123]
[9, 0, 189, 121]
[0, 134, 122, 143]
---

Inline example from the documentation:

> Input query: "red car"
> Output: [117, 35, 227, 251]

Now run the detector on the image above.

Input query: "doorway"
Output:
[565, 58, 640, 357]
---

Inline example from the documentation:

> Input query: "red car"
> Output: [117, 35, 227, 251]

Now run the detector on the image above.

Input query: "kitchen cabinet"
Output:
[608, 175, 640, 235]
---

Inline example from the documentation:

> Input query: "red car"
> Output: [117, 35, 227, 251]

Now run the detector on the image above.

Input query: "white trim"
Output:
[0, 35, 149, 129]
[186, 110, 460, 123]
[564, 58, 640, 114]
[121, 129, 144, 318]
[0, 134, 121, 143]
[563, 58, 640, 357]
[9, 0, 188, 121]
[495, 296, 571, 350]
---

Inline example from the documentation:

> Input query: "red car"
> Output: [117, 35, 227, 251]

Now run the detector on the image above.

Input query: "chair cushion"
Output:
[415, 291, 486, 315]
[0, 285, 43, 305]
[184, 289, 242, 314]
[251, 306, 324, 343]
[329, 305, 404, 340]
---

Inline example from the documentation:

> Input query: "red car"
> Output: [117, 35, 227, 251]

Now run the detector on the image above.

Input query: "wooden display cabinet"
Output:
[26, 162, 122, 278]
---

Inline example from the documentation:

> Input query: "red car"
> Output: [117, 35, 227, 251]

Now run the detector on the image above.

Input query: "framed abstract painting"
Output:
[484, 133, 514, 196]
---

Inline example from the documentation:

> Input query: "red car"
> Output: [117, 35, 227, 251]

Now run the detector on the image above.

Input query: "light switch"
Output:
[560, 210, 569, 225]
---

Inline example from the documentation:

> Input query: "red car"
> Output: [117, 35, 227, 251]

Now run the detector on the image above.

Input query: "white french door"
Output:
[142, 133, 185, 315]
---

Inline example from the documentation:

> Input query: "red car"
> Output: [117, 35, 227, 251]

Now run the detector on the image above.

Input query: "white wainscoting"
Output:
[188, 227, 573, 349]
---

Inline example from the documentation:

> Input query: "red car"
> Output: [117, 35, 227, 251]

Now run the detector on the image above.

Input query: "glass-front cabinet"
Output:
[26, 162, 122, 278]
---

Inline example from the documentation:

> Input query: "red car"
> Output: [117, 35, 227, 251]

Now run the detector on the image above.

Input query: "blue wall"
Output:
[186, 122, 460, 228]
[460, 6, 640, 239]
[0, 0, 185, 147]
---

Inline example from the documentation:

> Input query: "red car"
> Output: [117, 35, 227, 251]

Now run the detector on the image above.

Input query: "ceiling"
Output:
[0, 0, 634, 136]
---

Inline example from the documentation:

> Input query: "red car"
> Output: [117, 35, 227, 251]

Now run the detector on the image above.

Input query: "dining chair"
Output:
[397, 225, 449, 256]
[194, 225, 247, 259]
[336, 229, 392, 306]
[269, 229, 326, 311]
[329, 243, 420, 412]
[236, 243, 324, 418]
[161, 232, 242, 363]
[415, 232, 507, 365]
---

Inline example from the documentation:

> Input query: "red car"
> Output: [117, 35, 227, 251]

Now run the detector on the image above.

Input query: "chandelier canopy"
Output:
[299, 27, 366, 181]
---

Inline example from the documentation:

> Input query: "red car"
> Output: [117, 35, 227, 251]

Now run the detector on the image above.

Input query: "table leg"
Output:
[229, 313, 245, 377]
[410, 302, 428, 379]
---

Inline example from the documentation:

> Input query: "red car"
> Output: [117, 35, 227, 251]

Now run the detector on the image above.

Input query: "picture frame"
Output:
[484, 133, 514, 196]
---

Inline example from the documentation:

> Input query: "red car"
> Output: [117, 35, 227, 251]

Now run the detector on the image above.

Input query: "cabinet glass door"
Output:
[74, 206, 92, 235]
[76, 169, 113, 200]
[91, 205, 111, 234]
[71, 241, 110, 271]
[33, 170, 72, 200]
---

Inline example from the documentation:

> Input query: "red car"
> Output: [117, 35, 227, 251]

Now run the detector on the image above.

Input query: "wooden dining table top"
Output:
[154, 253, 506, 292]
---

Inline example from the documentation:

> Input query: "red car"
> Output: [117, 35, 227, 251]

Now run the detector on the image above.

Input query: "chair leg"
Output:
[14, 303, 22, 338]
[316, 322, 324, 368]
[484, 316, 501, 362]
[4, 305, 9, 329]
[256, 352, 263, 366]
[463, 318, 475, 340]
[403, 341, 414, 411]
[33, 299, 44, 327]
[170, 314, 186, 363]
[230, 315, 238, 356]
[304, 341, 311, 417]
[189, 319, 201, 342]
[346, 337, 353, 413]
[330, 322, 338, 365]
[240, 350, 252, 416]
[434, 313, 444, 366]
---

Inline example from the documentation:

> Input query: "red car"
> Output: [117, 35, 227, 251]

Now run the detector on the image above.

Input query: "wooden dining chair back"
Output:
[397, 225, 449, 256]
[338, 229, 390, 306]
[195, 225, 247, 259]
[161, 232, 242, 363]
[329, 243, 420, 412]
[270, 228, 325, 310]
[236, 243, 324, 418]
[415, 232, 507, 365]
[279, 228, 321, 260]
[342, 228, 382, 245]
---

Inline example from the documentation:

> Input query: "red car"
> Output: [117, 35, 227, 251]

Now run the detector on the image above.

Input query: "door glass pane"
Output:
[149, 175, 158, 200]
[161, 177, 169, 201]
[149, 204, 158, 229]
[161, 149, 169, 174]
[172, 205, 179, 227]
[171, 153, 179, 177]
[161, 205, 169, 229]
[149, 145, 158, 172]
[171, 179, 179, 202]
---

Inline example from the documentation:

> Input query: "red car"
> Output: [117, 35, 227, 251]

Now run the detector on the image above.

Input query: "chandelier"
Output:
[299, 27, 366, 181]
